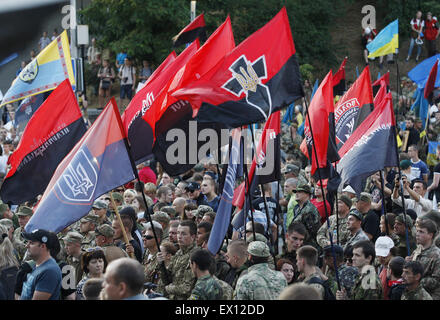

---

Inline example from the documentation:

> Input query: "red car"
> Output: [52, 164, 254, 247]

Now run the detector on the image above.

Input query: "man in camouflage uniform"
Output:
[322, 244, 358, 298]
[92, 200, 112, 226]
[143, 223, 163, 284]
[95, 224, 128, 263]
[195, 205, 213, 225]
[344, 209, 370, 249]
[234, 241, 287, 300]
[290, 184, 321, 249]
[161, 206, 177, 220]
[189, 249, 224, 300]
[79, 213, 98, 250]
[57, 226, 71, 261]
[64, 231, 84, 285]
[393, 213, 417, 258]
[336, 240, 382, 300]
[317, 195, 352, 248]
[296, 245, 326, 299]
[152, 211, 170, 242]
[409, 218, 440, 299]
[401, 261, 433, 300]
[157, 220, 198, 299]
[13, 206, 33, 261]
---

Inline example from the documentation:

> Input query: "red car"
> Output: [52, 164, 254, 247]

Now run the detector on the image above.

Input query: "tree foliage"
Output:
[81, 0, 343, 72]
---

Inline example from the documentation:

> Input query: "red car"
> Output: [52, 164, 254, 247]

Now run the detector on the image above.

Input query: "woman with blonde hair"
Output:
[123, 189, 137, 205]
[0, 225, 19, 300]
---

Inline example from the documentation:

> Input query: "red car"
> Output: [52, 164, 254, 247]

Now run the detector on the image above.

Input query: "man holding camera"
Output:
[392, 175, 432, 217]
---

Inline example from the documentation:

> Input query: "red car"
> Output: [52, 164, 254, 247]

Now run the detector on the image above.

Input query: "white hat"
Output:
[342, 185, 356, 194]
[365, 27, 371, 34]
[375, 236, 395, 257]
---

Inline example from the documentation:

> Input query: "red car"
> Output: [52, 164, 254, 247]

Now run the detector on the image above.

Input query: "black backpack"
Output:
[0, 266, 19, 300]
[307, 276, 336, 300]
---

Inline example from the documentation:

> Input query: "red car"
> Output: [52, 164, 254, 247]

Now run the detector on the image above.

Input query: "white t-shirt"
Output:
[119, 65, 136, 85]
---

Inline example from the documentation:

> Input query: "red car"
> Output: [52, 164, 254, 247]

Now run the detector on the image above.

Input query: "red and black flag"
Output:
[424, 59, 439, 105]
[333, 57, 347, 97]
[172, 7, 304, 128]
[173, 13, 207, 48]
[232, 111, 281, 209]
[0, 80, 87, 205]
[334, 66, 374, 148]
[299, 71, 338, 178]
[121, 43, 198, 164]
[374, 79, 387, 107]
[372, 71, 390, 96]
[147, 17, 235, 176]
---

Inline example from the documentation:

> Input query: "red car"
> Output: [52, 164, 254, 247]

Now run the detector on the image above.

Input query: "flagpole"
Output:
[276, 180, 282, 256]
[241, 133, 257, 241]
[110, 193, 134, 259]
[378, 170, 390, 235]
[302, 96, 341, 291]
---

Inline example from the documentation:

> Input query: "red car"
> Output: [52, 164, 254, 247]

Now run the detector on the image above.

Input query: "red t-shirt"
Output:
[424, 17, 439, 41]
[310, 198, 332, 224]
[138, 166, 157, 184]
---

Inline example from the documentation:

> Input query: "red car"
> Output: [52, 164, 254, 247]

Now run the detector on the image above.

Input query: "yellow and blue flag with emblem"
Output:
[367, 20, 399, 58]
[1, 30, 75, 107]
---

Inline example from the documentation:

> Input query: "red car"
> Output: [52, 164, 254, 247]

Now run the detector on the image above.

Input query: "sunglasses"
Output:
[85, 246, 103, 252]
[143, 235, 154, 240]
[345, 258, 353, 264]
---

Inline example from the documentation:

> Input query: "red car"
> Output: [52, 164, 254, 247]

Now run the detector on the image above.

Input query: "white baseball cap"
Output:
[342, 185, 356, 194]
[375, 236, 395, 257]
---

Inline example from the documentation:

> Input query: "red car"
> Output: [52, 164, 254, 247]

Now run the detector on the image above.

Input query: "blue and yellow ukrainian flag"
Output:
[367, 19, 399, 58]
[1, 30, 75, 107]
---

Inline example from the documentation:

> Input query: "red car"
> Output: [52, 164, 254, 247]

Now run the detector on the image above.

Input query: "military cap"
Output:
[395, 213, 414, 228]
[17, 206, 33, 217]
[95, 224, 115, 238]
[282, 164, 300, 175]
[152, 211, 170, 223]
[296, 183, 312, 194]
[359, 192, 372, 203]
[197, 205, 213, 217]
[339, 195, 352, 209]
[80, 213, 100, 225]
[322, 244, 344, 257]
[349, 209, 363, 221]
[112, 192, 123, 203]
[0, 202, 8, 215]
[400, 159, 412, 170]
[161, 206, 176, 218]
[0, 218, 13, 229]
[193, 163, 204, 172]
[63, 231, 84, 243]
[247, 240, 270, 258]
[92, 199, 108, 210]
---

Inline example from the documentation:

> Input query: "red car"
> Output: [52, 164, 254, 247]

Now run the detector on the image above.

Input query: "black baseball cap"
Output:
[185, 182, 200, 192]
[22, 229, 57, 249]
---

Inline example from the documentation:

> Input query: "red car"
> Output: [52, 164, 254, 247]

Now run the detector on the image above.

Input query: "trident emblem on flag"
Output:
[222, 54, 272, 120]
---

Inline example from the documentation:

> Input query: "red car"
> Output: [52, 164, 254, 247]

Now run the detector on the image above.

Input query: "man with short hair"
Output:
[197, 222, 212, 247]
[277, 221, 306, 282]
[296, 245, 325, 299]
[408, 144, 429, 183]
[189, 249, 224, 300]
[224, 240, 249, 289]
[344, 209, 370, 249]
[95, 224, 128, 263]
[408, 218, 440, 299]
[20, 230, 62, 300]
[143, 224, 163, 284]
[283, 177, 297, 227]
[234, 241, 287, 300]
[392, 176, 432, 217]
[152, 211, 171, 242]
[157, 186, 173, 205]
[157, 220, 198, 299]
[172, 197, 186, 219]
[356, 192, 380, 242]
[336, 240, 382, 300]
[103, 258, 148, 300]
[317, 195, 352, 248]
[290, 184, 321, 249]
[175, 181, 189, 199]
[64, 231, 84, 285]
[112, 216, 143, 263]
[13, 206, 33, 261]
[169, 220, 179, 248]
[202, 211, 216, 224]
[278, 283, 322, 300]
[201, 178, 220, 212]
[401, 261, 433, 300]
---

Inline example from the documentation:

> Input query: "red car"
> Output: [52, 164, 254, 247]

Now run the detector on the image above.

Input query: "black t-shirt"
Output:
[361, 210, 380, 242]
[252, 197, 280, 223]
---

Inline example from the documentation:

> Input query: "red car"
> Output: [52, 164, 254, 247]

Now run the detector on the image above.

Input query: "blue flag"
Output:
[207, 128, 242, 255]
[14, 92, 46, 131]
[25, 98, 135, 233]
[410, 88, 429, 128]
[408, 53, 440, 88]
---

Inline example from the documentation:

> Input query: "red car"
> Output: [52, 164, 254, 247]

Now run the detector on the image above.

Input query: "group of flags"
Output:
[0, 11, 438, 254]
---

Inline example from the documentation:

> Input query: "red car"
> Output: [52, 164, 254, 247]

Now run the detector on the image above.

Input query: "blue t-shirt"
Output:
[20, 257, 62, 300]
[410, 159, 429, 180]
[116, 52, 127, 66]
[203, 195, 220, 212]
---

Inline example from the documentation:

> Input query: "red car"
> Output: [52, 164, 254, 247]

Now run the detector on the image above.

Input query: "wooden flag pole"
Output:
[110, 193, 134, 259]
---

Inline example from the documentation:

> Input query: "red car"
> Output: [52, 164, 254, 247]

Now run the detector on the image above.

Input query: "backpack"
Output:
[0, 266, 19, 300]
[307, 276, 336, 300]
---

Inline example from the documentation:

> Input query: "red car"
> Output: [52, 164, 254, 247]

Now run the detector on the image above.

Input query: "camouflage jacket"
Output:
[162, 242, 198, 300]
[410, 243, 440, 299]
[350, 265, 383, 300]
[224, 264, 248, 290]
[215, 276, 233, 300]
[395, 233, 417, 258]
[144, 251, 160, 284]
[317, 214, 351, 248]
[344, 229, 370, 249]
[215, 253, 231, 281]
[401, 284, 433, 300]
[326, 264, 359, 298]
[162, 227, 170, 243]
[234, 263, 287, 300]
[13, 226, 27, 262]
[291, 200, 321, 248]
[189, 275, 224, 300]
[66, 253, 84, 285]
[303, 272, 325, 299]
[81, 232, 96, 250]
